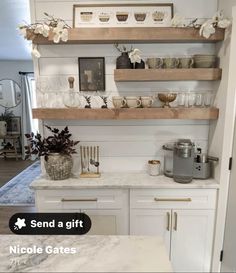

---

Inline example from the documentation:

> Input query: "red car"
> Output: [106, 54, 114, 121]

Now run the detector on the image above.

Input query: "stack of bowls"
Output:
[194, 55, 217, 68]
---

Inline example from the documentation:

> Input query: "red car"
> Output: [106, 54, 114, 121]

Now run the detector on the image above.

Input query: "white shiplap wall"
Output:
[31, 0, 217, 173]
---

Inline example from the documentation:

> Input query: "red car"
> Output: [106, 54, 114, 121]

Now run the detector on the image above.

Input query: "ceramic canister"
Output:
[148, 160, 161, 176]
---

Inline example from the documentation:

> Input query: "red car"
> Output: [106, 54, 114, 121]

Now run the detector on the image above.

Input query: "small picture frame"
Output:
[78, 57, 105, 91]
[7, 117, 21, 135]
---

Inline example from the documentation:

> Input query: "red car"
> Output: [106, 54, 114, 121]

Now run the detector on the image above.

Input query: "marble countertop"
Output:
[0, 235, 172, 272]
[30, 173, 219, 190]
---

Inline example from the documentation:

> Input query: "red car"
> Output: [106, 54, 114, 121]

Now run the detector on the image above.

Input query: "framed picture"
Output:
[7, 117, 21, 135]
[73, 3, 174, 28]
[78, 57, 105, 92]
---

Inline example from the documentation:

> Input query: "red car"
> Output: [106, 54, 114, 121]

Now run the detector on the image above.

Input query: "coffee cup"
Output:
[126, 96, 142, 108]
[163, 58, 180, 69]
[99, 13, 111, 23]
[80, 12, 93, 22]
[134, 12, 147, 22]
[179, 57, 194, 69]
[141, 97, 154, 108]
[112, 96, 126, 109]
[146, 58, 163, 69]
[116, 12, 129, 22]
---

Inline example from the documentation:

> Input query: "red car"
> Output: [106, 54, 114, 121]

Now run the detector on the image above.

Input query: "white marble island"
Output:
[0, 235, 172, 272]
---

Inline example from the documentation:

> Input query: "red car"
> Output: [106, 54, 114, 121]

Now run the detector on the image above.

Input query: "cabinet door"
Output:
[171, 210, 215, 272]
[84, 209, 129, 235]
[130, 209, 171, 254]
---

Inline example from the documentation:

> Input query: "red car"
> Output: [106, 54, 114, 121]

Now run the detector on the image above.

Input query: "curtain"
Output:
[20, 74, 34, 159]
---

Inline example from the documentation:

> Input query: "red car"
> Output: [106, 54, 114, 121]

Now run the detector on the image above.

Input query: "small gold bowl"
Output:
[158, 93, 177, 108]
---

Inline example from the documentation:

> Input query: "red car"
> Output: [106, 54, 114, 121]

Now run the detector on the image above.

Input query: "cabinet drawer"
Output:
[36, 189, 127, 211]
[130, 189, 217, 209]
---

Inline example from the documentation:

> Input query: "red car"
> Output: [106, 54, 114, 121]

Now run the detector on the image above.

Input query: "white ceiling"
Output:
[0, 0, 32, 60]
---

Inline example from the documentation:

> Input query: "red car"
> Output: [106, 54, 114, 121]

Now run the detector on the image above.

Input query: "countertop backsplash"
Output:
[40, 120, 209, 174]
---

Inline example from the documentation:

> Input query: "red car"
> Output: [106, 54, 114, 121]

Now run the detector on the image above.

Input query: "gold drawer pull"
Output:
[61, 198, 98, 202]
[167, 212, 171, 231]
[154, 198, 192, 202]
[174, 212, 178, 231]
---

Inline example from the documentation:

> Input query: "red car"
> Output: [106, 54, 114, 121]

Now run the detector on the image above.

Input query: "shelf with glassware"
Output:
[114, 68, 222, 81]
[27, 27, 225, 45]
[32, 107, 219, 120]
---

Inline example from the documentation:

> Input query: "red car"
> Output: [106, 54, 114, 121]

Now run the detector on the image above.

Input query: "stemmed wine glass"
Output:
[37, 77, 63, 108]
[36, 77, 50, 108]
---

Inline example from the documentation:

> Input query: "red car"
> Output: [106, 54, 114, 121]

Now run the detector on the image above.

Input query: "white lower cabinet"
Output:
[130, 189, 217, 273]
[35, 189, 129, 235]
[170, 209, 215, 272]
[130, 209, 171, 255]
[35, 187, 217, 272]
[83, 209, 129, 235]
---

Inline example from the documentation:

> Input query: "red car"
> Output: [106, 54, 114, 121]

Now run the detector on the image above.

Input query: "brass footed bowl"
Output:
[158, 93, 177, 108]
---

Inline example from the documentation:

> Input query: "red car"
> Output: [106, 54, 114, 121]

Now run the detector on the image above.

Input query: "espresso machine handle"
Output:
[162, 145, 174, 151]
[207, 156, 219, 162]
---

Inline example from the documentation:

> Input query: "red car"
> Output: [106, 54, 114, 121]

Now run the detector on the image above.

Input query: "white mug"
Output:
[141, 97, 154, 108]
[112, 96, 126, 108]
[126, 96, 142, 108]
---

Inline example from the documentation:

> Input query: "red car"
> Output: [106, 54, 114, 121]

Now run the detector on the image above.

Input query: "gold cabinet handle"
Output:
[154, 198, 192, 202]
[174, 212, 178, 231]
[61, 198, 98, 202]
[167, 212, 171, 231]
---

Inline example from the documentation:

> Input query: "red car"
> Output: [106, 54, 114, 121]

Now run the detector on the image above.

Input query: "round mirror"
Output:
[0, 79, 21, 108]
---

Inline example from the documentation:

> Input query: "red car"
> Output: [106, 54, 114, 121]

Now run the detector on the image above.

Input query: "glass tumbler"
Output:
[50, 92, 64, 108]
[195, 93, 204, 107]
[204, 92, 214, 107]
[40, 92, 50, 108]
[178, 92, 187, 107]
[188, 92, 196, 107]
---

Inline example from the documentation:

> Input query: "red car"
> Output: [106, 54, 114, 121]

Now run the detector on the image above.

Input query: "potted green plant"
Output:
[25, 125, 79, 180]
[0, 108, 14, 136]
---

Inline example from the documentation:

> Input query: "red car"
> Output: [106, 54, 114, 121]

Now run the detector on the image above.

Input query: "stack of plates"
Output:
[194, 55, 217, 68]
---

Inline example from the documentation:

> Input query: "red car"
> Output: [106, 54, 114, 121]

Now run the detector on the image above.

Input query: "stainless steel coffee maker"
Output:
[173, 139, 195, 183]
[163, 139, 219, 183]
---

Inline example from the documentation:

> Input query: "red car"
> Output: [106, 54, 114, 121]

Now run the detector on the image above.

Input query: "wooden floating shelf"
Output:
[33, 108, 219, 120]
[0, 149, 16, 153]
[29, 27, 225, 44]
[114, 68, 222, 81]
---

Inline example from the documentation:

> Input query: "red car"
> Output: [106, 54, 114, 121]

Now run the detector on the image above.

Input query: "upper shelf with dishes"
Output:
[27, 27, 225, 45]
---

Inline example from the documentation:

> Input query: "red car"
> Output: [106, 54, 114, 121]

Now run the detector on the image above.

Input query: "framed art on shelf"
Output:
[73, 3, 174, 28]
[78, 57, 105, 92]
[7, 117, 21, 135]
